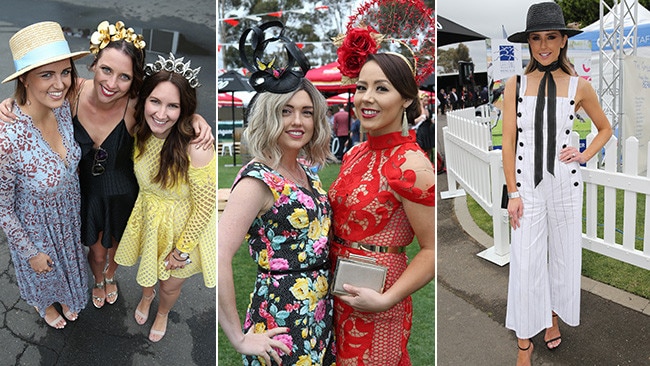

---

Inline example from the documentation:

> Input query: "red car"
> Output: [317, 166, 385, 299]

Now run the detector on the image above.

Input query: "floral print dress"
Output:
[0, 101, 88, 318]
[233, 161, 335, 366]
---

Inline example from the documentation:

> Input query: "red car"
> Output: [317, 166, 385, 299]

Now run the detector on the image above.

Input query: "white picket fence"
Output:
[441, 107, 650, 270]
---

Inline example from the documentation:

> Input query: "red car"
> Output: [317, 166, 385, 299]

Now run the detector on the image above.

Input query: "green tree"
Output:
[219, 0, 435, 71]
[558, 0, 650, 28]
[219, 0, 352, 70]
[436, 43, 472, 73]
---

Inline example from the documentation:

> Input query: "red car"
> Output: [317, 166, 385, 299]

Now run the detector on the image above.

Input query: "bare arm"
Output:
[217, 177, 290, 362]
[558, 77, 612, 164]
[501, 76, 524, 229]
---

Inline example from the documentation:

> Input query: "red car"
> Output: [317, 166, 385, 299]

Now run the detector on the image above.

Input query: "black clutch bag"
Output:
[501, 184, 509, 209]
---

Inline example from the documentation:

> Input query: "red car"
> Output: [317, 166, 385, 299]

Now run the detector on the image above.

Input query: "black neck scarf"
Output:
[534, 60, 561, 187]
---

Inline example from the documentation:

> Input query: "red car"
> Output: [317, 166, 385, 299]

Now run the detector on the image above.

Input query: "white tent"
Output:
[572, 2, 650, 53]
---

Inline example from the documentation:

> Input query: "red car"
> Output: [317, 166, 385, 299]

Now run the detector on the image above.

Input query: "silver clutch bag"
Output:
[331, 253, 387, 296]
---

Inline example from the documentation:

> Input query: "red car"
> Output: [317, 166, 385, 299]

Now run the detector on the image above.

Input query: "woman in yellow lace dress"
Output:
[115, 54, 215, 342]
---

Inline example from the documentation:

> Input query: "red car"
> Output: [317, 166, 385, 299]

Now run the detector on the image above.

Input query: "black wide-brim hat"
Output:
[507, 2, 582, 43]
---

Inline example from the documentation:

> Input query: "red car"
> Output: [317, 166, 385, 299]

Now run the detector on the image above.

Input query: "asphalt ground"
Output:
[436, 112, 650, 365]
[0, 1, 215, 365]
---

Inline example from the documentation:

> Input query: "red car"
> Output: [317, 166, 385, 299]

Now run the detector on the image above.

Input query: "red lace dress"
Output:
[328, 131, 435, 365]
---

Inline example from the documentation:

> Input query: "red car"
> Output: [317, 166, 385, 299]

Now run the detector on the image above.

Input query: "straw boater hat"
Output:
[2, 21, 89, 83]
[507, 2, 582, 43]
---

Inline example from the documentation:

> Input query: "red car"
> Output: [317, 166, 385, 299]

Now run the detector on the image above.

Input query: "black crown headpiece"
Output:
[239, 21, 310, 93]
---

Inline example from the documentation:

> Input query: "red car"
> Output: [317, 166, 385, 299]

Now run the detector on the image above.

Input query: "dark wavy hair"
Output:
[90, 40, 146, 99]
[133, 70, 197, 188]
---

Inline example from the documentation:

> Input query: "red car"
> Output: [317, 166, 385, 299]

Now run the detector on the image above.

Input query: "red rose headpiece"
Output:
[334, 0, 434, 85]
[333, 26, 385, 84]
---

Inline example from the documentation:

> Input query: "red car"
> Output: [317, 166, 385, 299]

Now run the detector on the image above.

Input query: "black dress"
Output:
[73, 99, 138, 249]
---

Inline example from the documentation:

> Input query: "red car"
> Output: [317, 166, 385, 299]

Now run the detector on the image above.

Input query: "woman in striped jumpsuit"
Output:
[501, 3, 612, 365]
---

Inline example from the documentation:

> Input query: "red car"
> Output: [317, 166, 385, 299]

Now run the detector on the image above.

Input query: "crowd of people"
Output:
[0, 19, 215, 343]
[1, 2, 618, 366]
[437, 84, 489, 114]
[326, 94, 434, 163]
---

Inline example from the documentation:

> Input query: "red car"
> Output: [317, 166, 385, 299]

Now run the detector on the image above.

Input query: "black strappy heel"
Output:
[544, 314, 562, 350]
[518, 339, 532, 351]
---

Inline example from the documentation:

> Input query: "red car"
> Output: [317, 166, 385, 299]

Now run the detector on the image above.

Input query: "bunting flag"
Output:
[219, 6, 329, 26]
[217, 37, 431, 51]
[218, 1, 433, 83]
[223, 18, 239, 27]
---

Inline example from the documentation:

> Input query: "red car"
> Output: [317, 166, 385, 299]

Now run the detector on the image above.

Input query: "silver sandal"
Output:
[104, 276, 118, 305]
[92, 280, 105, 309]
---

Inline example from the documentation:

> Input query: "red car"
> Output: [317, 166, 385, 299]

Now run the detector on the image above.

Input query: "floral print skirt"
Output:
[242, 269, 336, 366]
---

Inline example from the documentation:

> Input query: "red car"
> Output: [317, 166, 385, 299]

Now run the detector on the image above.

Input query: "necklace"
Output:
[280, 163, 309, 188]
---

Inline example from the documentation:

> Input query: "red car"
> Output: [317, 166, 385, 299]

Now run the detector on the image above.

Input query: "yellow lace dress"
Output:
[115, 137, 216, 288]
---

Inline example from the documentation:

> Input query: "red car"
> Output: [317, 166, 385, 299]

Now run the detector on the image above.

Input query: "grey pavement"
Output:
[436, 112, 650, 365]
[0, 1, 215, 365]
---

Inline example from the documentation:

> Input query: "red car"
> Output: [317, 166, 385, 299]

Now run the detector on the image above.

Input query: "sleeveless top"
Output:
[515, 75, 581, 189]
[73, 81, 139, 248]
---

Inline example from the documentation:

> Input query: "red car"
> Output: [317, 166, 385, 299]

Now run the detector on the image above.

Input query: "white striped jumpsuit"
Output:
[505, 75, 582, 339]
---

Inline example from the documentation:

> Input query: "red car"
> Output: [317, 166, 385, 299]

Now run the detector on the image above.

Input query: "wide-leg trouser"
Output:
[505, 162, 583, 339]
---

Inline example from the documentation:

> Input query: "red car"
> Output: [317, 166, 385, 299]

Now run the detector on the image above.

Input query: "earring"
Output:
[401, 109, 409, 136]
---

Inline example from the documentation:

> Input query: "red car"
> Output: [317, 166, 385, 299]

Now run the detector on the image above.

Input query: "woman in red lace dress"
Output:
[328, 53, 436, 365]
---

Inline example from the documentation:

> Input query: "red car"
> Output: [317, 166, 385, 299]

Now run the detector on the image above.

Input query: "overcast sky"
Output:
[438, 0, 542, 72]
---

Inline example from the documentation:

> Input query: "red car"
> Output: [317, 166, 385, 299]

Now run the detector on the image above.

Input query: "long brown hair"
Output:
[133, 70, 197, 188]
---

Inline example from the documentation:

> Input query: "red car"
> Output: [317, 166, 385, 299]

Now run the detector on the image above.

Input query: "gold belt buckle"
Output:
[349, 242, 406, 254]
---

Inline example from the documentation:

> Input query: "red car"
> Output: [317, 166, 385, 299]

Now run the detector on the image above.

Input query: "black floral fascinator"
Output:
[239, 21, 311, 94]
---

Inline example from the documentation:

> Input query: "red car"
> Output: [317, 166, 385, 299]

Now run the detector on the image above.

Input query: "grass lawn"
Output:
[217, 155, 435, 365]
[466, 189, 650, 299]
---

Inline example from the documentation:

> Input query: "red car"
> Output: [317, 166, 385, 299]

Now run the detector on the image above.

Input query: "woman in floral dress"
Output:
[0, 21, 90, 329]
[219, 77, 336, 365]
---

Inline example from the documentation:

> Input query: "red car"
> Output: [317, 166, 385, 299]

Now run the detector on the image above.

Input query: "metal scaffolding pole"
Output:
[598, 0, 638, 170]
